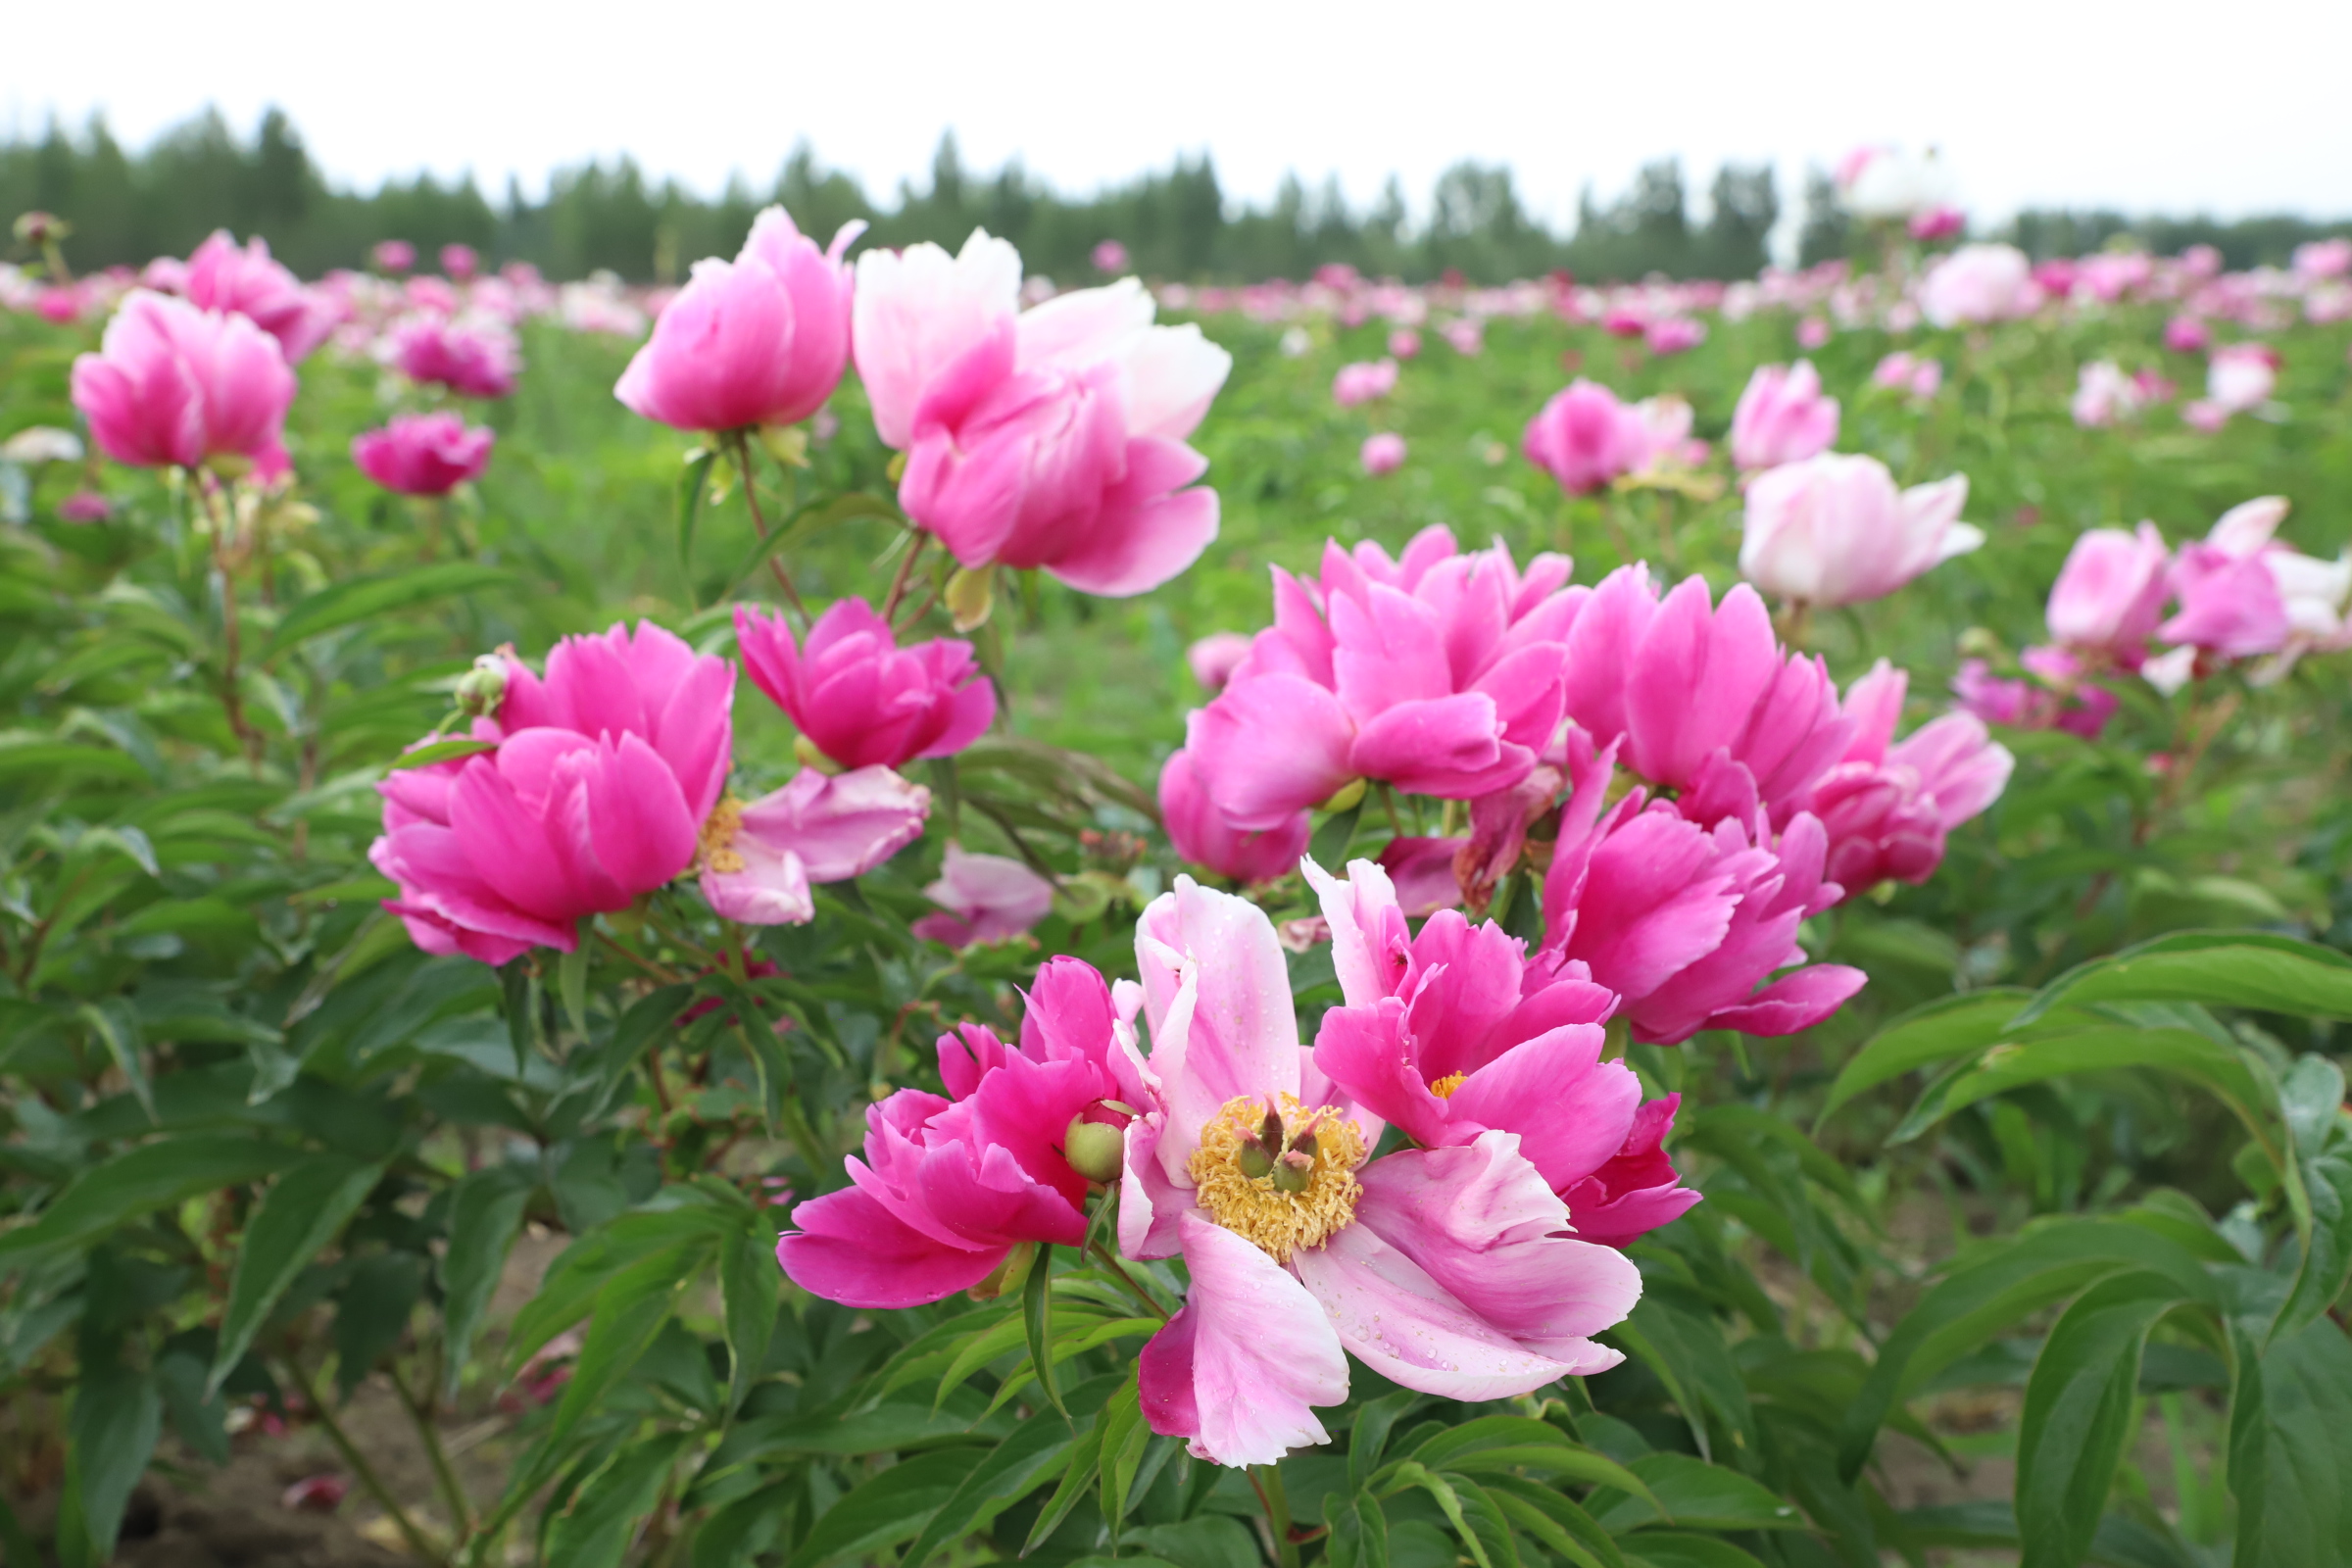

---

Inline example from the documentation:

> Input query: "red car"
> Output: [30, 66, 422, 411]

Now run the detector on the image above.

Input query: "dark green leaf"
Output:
[211, 1152, 384, 1394]
[900, 1410, 1075, 1568]
[1025, 1239, 1067, 1417]
[2018, 930, 2352, 1024]
[69, 1358, 161, 1562]
[1819, 989, 2037, 1119]
[386, 737, 497, 770]
[334, 1252, 428, 1398]
[1589, 1453, 1805, 1533]
[718, 1228, 778, 1415]
[1887, 1025, 2271, 1146]
[262, 563, 514, 658]
[2229, 1314, 2352, 1568]
[676, 447, 718, 595]
[0, 1137, 299, 1273]
[542, 1432, 692, 1568]
[795, 1447, 987, 1566]
[1026, 1409, 1108, 1554]
[439, 1164, 535, 1396]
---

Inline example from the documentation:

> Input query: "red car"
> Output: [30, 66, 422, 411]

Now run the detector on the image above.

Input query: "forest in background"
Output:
[4, 105, 2351, 284]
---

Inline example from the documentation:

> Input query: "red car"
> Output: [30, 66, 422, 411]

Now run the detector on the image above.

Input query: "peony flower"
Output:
[1730, 361, 1839, 471]
[2045, 522, 2171, 663]
[183, 231, 334, 364]
[1359, 432, 1406, 475]
[912, 842, 1055, 947]
[1159, 747, 1309, 884]
[1803, 662, 2013, 894]
[1796, 317, 1831, 350]
[71, 290, 297, 473]
[369, 622, 734, 964]
[778, 958, 1146, 1306]
[698, 765, 930, 924]
[2164, 316, 2212, 354]
[1388, 329, 1422, 359]
[736, 599, 994, 770]
[1908, 206, 1966, 241]
[614, 206, 860, 433]
[2072, 361, 2146, 428]
[1441, 318, 1485, 356]
[1951, 656, 2117, 739]
[1093, 239, 1130, 273]
[440, 244, 479, 282]
[1740, 453, 1981, 609]
[1919, 244, 2042, 327]
[1123, 878, 1642, 1466]
[2205, 343, 2278, 415]
[1522, 379, 1687, 496]
[2293, 238, 2352, 281]
[1185, 632, 1253, 695]
[382, 315, 519, 398]
[371, 240, 416, 273]
[1333, 358, 1399, 407]
[1190, 528, 1579, 828]
[853, 231, 1232, 597]
[58, 490, 113, 523]
[351, 412, 495, 497]
[2160, 498, 2351, 670]
[1642, 317, 1705, 355]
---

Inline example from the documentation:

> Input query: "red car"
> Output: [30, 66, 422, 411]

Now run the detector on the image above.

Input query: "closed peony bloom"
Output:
[440, 243, 479, 282]
[1802, 662, 2013, 894]
[1333, 358, 1399, 406]
[2205, 343, 2278, 414]
[371, 240, 416, 273]
[1123, 878, 1641, 1466]
[71, 290, 297, 473]
[382, 315, 520, 398]
[779, 958, 1148, 1306]
[2164, 315, 2212, 353]
[368, 622, 735, 963]
[1159, 746, 1309, 884]
[1185, 631, 1253, 694]
[184, 231, 334, 364]
[1522, 379, 1680, 496]
[698, 764, 930, 924]
[2046, 522, 2171, 662]
[854, 231, 1231, 597]
[1093, 239, 1129, 273]
[1190, 528, 1580, 828]
[615, 206, 859, 432]
[736, 599, 994, 770]
[1919, 243, 2042, 327]
[1908, 206, 1966, 241]
[1796, 316, 1831, 350]
[1441, 318, 1484, 355]
[1359, 431, 1406, 475]
[1730, 361, 1839, 471]
[912, 842, 1055, 948]
[351, 412, 495, 496]
[1740, 453, 1981, 608]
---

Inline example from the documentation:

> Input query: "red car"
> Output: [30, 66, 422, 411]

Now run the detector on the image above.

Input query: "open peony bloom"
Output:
[1918, 243, 2042, 327]
[1541, 735, 1864, 1045]
[369, 622, 734, 964]
[778, 959, 1146, 1306]
[2161, 498, 2352, 671]
[2045, 522, 2171, 665]
[912, 842, 1056, 948]
[71, 290, 297, 473]
[1302, 858, 1699, 1244]
[1122, 878, 1642, 1467]
[1523, 379, 1689, 496]
[351, 412, 495, 496]
[1189, 527, 1580, 829]
[2204, 343, 2278, 415]
[736, 600, 994, 769]
[1802, 662, 2013, 895]
[1731, 361, 1839, 472]
[698, 765, 930, 925]
[853, 230, 1232, 596]
[184, 230, 334, 364]
[1740, 453, 1981, 609]
[615, 206, 860, 433]
[1558, 566, 1853, 828]
[382, 315, 520, 399]
[1159, 746, 1310, 885]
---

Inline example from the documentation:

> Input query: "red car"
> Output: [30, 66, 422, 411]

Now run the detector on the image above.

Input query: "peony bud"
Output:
[454, 654, 508, 718]
[1062, 1115, 1126, 1184]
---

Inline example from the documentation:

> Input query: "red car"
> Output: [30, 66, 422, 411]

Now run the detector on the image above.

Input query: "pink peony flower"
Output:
[1642, 317, 1706, 355]
[1951, 657, 2116, 738]
[1441, 318, 1485, 356]
[615, 206, 859, 433]
[1919, 243, 2042, 327]
[351, 412, 495, 496]
[1522, 379, 1688, 496]
[1730, 361, 1839, 471]
[736, 599, 994, 770]
[1333, 358, 1400, 407]
[2164, 316, 2212, 353]
[1387, 328, 1422, 359]
[1796, 316, 1831, 350]
[1359, 432, 1406, 475]
[183, 231, 334, 364]
[382, 315, 519, 398]
[2071, 361, 2145, 428]
[698, 765, 930, 924]
[779, 958, 1146, 1306]
[854, 232, 1231, 597]
[371, 240, 416, 273]
[1159, 747, 1309, 884]
[58, 490, 113, 523]
[2293, 238, 2352, 281]
[1908, 206, 1966, 241]
[1190, 528, 1579, 828]
[1185, 631, 1253, 694]
[1093, 239, 1130, 273]
[2205, 343, 2278, 414]
[2161, 498, 2351, 666]
[912, 842, 1055, 947]
[441, 244, 480, 282]
[1740, 453, 1980, 608]
[1803, 662, 2012, 894]
[71, 290, 297, 473]
[2046, 522, 2171, 662]
[1123, 878, 1641, 1466]
[369, 622, 734, 964]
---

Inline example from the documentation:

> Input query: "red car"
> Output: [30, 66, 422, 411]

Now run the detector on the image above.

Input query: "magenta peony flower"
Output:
[371, 240, 416, 273]
[183, 230, 334, 364]
[1359, 431, 1406, 475]
[1158, 747, 1308, 885]
[736, 599, 994, 770]
[1333, 358, 1399, 407]
[1730, 361, 1839, 472]
[1522, 379, 1686, 496]
[382, 315, 519, 398]
[1803, 662, 2013, 894]
[440, 244, 479, 282]
[351, 412, 495, 496]
[71, 290, 297, 473]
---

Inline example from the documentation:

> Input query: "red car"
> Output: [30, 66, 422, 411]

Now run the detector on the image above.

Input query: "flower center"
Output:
[1428, 1071, 1467, 1100]
[699, 796, 746, 874]
[1188, 1094, 1365, 1263]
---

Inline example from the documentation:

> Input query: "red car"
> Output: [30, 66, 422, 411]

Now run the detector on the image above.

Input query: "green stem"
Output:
[731, 432, 806, 615]
[393, 1356, 478, 1539]
[1249, 1463, 1302, 1568]
[280, 1356, 448, 1566]
[1087, 1242, 1170, 1321]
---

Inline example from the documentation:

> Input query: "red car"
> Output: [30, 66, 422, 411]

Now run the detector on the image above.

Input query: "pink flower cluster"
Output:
[1522, 380, 1695, 496]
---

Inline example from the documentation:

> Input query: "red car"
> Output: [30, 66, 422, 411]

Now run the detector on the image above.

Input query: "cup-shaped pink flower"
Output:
[1740, 453, 1981, 608]
[1803, 662, 2013, 894]
[372, 240, 416, 273]
[1919, 243, 2042, 327]
[1359, 432, 1406, 475]
[184, 231, 333, 364]
[2046, 522, 2171, 661]
[736, 600, 994, 770]
[1185, 632, 1253, 694]
[1122, 878, 1642, 1467]
[1159, 747, 1309, 885]
[351, 412, 495, 497]
[855, 232, 1232, 597]
[71, 290, 297, 472]
[1522, 379, 1670, 496]
[2206, 344, 2278, 414]
[779, 958, 1147, 1306]
[912, 842, 1055, 948]
[2164, 316, 2212, 353]
[699, 765, 930, 924]
[1730, 361, 1839, 472]
[615, 206, 860, 433]
[1190, 528, 1580, 828]
[369, 621, 735, 963]
[1643, 317, 1705, 355]
[383, 316, 519, 398]
[1333, 359, 1399, 407]
[441, 244, 479, 282]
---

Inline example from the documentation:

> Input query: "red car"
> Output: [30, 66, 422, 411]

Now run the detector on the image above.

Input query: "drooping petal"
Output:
[1151, 1211, 1347, 1467]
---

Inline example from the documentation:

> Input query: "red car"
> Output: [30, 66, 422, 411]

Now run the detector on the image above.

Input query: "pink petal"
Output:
[1155, 1212, 1347, 1467]
[776, 1184, 1007, 1309]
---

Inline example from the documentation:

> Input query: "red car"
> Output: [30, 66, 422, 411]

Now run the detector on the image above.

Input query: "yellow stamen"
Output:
[1429, 1072, 1467, 1100]
[699, 796, 746, 874]
[1189, 1094, 1365, 1262]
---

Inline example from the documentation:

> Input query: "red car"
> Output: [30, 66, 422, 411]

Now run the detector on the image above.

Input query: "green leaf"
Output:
[558, 936, 591, 1043]
[154, 1344, 230, 1465]
[718, 490, 899, 601]
[77, 1000, 153, 1124]
[542, 1432, 692, 1568]
[261, 563, 513, 658]
[898, 1412, 1074, 1568]
[1025, 1407, 1108, 1554]
[1406, 1415, 1656, 1502]
[1098, 1370, 1149, 1539]
[520, 1255, 686, 1487]
[0, 1136, 298, 1273]
[676, 447, 718, 596]
[2016, 1271, 2193, 1568]
[68, 1358, 161, 1563]
[1609, 1298, 1754, 1462]
[438, 1164, 536, 1397]
[1485, 1478, 1624, 1568]
[1025, 1238, 1067, 1417]
[385, 736, 497, 770]
[334, 1252, 428, 1398]
[1887, 1025, 2272, 1146]
[2017, 930, 2352, 1024]
[211, 1152, 386, 1395]
[1589, 1453, 1805, 1533]
[1349, 1390, 1421, 1494]
[1382, 1462, 1493, 1568]
[2229, 1314, 2352, 1568]
[1819, 989, 2037, 1120]
[1619, 1535, 1770, 1568]
[717, 1228, 778, 1414]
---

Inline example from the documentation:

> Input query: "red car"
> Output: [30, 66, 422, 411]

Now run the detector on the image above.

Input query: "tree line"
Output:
[4, 107, 2346, 286]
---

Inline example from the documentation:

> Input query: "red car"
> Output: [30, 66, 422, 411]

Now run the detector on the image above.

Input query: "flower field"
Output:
[2, 211, 2352, 1568]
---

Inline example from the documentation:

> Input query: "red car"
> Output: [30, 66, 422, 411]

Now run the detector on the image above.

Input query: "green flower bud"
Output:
[1063, 1115, 1126, 1184]
[455, 654, 508, 719]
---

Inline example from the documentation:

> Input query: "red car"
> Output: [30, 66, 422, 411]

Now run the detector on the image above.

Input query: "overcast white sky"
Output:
[8, 0, 2350, 229]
